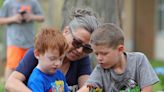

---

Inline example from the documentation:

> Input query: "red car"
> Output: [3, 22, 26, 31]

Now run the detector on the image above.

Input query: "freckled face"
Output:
[37, 49, 64, 74]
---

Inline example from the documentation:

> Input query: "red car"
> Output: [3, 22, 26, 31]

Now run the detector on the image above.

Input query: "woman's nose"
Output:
[76, 47, 83, 53]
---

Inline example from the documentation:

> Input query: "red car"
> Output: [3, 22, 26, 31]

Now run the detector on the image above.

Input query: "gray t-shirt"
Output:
[86, 52, 159, 92]
[0, 0, 43, 48]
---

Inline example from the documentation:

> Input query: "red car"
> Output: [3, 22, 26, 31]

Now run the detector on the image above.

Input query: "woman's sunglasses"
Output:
[69, 28, 93, 54]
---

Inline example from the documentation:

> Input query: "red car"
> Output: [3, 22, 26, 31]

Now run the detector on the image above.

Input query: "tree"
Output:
[61, 0, 123, 29]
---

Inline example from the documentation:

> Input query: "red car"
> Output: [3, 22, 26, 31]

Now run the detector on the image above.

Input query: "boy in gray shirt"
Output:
[0, 0, 44, 81]
[78, 23, 159, 92]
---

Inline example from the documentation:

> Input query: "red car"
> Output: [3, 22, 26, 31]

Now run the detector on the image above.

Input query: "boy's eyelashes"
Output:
[47, 56, 58, 60]
[48, 56, 64, 61]
[48, 57, 57, 61]
[95, 52, 109, 56]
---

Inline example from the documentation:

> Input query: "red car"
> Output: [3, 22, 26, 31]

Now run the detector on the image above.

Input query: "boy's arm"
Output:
[31, 14, 44, 22]
[24, 13, 44, 22]
[0, 14, 23, 25]
[0, 0, 24, 25]
[78, 75, 89, 88]
[5, 71, 32, 92]
[78, 65, 102, 91]
[25, 0, 44, 23]
[137, 53, 159, 89]
[141, 86, 152, 92]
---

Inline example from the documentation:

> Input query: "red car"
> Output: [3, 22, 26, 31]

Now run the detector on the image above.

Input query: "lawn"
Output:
[0, 78, 4, 92]
[150, 60, 164, 91]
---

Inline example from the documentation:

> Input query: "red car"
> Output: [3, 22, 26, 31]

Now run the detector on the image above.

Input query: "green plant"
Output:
[87, 84, 102, 92]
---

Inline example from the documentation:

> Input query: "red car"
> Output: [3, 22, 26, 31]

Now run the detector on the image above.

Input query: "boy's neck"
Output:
[60, 57, 71, 75]
[112, 53, 127, 74]
[36, 65, 47, 74]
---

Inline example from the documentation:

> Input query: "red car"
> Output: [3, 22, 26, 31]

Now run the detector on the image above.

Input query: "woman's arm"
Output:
[78, 75, 89, 88]
[77, 56, 92, 88]
[5, 71, 32, 92]
[5, 48, 38, 92]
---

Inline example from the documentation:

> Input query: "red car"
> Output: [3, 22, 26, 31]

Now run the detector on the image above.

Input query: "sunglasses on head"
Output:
[69, 27, 93, 54]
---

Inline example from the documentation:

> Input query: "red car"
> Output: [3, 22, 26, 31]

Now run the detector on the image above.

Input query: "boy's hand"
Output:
[87, 84, 102, 92]
[22, 13, 34, 22]
[11, 14, 23, 23]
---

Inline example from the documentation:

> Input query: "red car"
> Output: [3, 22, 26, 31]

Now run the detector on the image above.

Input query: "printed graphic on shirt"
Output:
[17, 5, 31, 22]
[19, 5, 31, 13]
[119, 86, 140, 92]
[109, 77, 140, 92]
[68, 85, 78, 92]
[119, 79, 140, 92]
[49, 80, 65, 92]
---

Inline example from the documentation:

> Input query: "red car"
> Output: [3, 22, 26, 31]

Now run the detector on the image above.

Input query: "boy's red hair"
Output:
[35, 27, 68, 56]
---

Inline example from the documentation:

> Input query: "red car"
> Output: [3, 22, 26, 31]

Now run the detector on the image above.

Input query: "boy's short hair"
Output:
[90, 23, 124, 48]
[35, 27, 68, 56]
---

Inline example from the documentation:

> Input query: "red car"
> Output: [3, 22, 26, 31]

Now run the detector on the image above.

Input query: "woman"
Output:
[5, 8, 100, 92]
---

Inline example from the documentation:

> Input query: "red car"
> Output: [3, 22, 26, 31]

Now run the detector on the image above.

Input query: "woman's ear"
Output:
[34, 49, 40, 59]
[63, 26, 70, 36]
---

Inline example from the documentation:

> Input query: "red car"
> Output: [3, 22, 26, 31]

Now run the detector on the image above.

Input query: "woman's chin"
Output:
[66, 53, 78, 61]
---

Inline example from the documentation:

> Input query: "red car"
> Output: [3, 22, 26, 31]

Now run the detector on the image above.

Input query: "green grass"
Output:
[150, 59, 164, 67]
[150, 60, 164, 91]
[153, 76, 164, 91]
[0, 78, 4, 92]
[0, 85, 4, 92]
